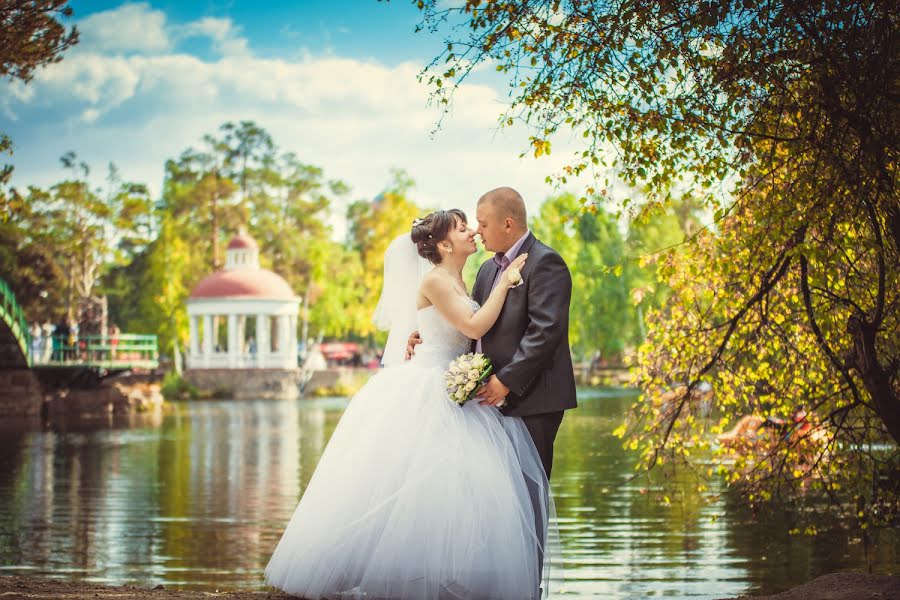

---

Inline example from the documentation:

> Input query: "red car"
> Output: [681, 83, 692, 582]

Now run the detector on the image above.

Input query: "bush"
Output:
[160, 371, 199, 401]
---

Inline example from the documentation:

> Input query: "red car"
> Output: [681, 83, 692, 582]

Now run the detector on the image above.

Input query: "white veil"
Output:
[372, 233, 432, 366]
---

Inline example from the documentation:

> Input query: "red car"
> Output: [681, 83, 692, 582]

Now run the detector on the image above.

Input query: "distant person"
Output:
[70, 320, 81, 360]
[109, 323, 120, 360]
[41, 321, 53, 362]
[718, 407, 822, 444]
[29, 323, 42, 363]
[53, 319, 70, 362]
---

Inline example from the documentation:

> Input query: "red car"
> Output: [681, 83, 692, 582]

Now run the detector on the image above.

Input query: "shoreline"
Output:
[1, 573, 898, 600]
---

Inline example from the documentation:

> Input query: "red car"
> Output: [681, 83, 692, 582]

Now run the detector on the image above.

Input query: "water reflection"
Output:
[0, 391, 894, 597]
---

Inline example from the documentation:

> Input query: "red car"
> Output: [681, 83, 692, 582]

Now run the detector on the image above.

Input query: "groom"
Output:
[409, 186, 577, 478]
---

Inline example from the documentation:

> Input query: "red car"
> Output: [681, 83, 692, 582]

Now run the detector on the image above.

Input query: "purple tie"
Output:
[475, 254, 510, 353]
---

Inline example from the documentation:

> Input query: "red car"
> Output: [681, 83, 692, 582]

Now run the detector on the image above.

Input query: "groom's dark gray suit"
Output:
[472, 232, 577, 478]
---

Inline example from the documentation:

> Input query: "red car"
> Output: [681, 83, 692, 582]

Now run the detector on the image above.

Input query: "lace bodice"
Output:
[410, 296, 479, 368]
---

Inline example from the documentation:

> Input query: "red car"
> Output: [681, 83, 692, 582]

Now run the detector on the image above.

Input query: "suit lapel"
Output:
[516, 232, 537, 259]
[475, 233, 536, 302]
[474, 259, 499, 304]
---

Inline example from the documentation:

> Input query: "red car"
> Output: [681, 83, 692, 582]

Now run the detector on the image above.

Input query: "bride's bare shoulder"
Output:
[421, 268, 450, 285]
[420, 269, 454, 297]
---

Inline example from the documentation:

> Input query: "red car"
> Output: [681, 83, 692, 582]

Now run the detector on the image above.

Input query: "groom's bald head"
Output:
[478, 187, 527, 229]
[475, 187, 528, 253]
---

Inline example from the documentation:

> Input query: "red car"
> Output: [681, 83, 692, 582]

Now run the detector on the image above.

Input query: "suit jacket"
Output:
[472, 233, 577, 417]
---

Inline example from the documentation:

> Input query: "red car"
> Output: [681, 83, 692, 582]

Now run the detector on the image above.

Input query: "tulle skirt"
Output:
[265, 360, 556, 600]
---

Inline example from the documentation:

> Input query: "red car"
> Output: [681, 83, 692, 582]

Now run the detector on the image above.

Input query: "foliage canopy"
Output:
[0, 0, 78, 184]
[414, 0, 899, 529]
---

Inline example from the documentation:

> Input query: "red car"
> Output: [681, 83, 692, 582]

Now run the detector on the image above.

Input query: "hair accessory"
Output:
[412, 218, 424, 227]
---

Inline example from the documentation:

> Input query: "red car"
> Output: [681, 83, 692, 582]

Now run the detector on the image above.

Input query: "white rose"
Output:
[468, 371, 479, 381]
[450, 365, 461, 374]
[455, 375, 465, 385]
[465, 381, 476, 392]
[506, 266, 522, 285]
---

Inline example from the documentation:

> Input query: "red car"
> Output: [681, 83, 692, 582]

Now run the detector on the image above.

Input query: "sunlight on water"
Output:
[0, 390, 895, 598]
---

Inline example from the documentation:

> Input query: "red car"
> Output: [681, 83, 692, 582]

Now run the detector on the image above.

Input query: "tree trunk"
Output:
[211, 171, 220, 270]
[849, 315, 900, 446]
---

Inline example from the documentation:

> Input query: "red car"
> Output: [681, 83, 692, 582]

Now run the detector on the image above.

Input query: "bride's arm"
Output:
[421, 254, 527, 340]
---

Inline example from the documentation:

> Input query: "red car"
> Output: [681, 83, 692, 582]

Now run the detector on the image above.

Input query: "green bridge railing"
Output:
[2, 276, 158, 370]
[35, 334, 159, 370]
[0, 278, 31, 367]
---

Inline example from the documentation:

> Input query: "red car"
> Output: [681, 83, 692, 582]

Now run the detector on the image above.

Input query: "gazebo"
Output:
[184, 232, 301, 399]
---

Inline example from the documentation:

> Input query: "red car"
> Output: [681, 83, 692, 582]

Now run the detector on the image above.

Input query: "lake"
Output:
[0, 388, 895, 598]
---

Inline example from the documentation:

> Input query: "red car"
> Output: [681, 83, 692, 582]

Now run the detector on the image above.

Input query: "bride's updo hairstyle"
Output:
[410, 209, 467, 265]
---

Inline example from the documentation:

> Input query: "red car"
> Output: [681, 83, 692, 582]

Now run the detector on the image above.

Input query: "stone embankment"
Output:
[0, 370, 164, 419]
[185, 368, 302, 400]
[44, 375, 164, 417]
[0, 369, 43, 417]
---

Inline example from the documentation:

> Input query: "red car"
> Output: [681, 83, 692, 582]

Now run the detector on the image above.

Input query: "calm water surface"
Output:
[0, 389, 895, 598]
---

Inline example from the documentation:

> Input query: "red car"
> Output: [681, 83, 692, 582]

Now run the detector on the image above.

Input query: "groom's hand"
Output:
[477, 375, 509, 406]
[404, 331, 422, 360]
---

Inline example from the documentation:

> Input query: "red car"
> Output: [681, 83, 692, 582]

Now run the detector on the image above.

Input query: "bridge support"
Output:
[0, 370, 43, 418]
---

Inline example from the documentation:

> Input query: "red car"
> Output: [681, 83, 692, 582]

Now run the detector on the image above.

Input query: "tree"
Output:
[91, 164, 155, 332]
[164, 141, 241, 271]
[219, 120, 276, 212]
[0, 187, 67, 321]
[150, 123, 366, 344]
[104, 163, 155, 260]
[250, 151, 364, 340]
[625, 194, 704, 339]
[346, 170, 423, 336]
[414, 1, 898, 527]
[1, 154, 151, 329]
[531, 193, 632, 360]
[0, 1, 78, 184]
[133, 214, 191, 359]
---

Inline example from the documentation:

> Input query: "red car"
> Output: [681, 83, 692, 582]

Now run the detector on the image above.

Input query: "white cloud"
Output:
[176, 17, 250, 58]
[1, 5, 596, 239]
[77, 2, 170, 54]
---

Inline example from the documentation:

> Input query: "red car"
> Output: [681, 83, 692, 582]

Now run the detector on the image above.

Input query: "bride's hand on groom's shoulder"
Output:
[404, 331, 422, 360]
[504, 253, 528, 288]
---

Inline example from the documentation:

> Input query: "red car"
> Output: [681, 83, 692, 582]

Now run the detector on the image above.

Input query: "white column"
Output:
[279, 315, 289, 366]
[237, 315, 246, 366]
[257, 314, 269, 367]
[228, 313, 238, 368]
[289, 315, 298, 368]
[189, 316, 199, 358]
[202, 314, 213, 368]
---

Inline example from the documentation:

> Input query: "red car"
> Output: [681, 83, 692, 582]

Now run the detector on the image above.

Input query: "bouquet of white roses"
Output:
[444, 352, 493, 406]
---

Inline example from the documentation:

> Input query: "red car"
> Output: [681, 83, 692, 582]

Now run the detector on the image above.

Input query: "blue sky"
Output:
[71, 0, 439, 64]
[2, 1, 593, 233]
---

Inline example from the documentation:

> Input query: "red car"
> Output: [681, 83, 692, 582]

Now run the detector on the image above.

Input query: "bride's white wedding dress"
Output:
[265, 296, 553, 600]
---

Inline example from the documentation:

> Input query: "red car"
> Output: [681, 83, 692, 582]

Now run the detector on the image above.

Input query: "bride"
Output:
[265, 209, 553, 600]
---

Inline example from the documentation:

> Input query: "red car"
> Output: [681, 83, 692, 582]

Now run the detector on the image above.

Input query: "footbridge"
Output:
[0, 277, 158, 380]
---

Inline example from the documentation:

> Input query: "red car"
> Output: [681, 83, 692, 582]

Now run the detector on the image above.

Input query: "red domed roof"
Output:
[189, 268, 295, 300]
[227, 234, 258, 250]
